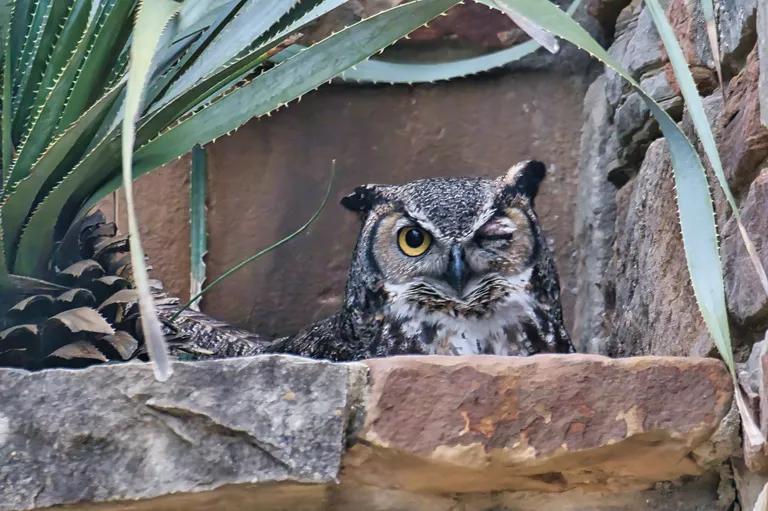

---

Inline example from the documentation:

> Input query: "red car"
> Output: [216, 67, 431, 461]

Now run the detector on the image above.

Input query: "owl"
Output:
[270, 160, 574, 360]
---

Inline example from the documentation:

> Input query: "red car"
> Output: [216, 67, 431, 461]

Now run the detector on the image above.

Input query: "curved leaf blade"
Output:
[488, 0, 733, 372]
[131, 0, 461, 179]
[188, 144, 207, 311]
[121, 0, 181, 382]
[643, 0, 768, 297]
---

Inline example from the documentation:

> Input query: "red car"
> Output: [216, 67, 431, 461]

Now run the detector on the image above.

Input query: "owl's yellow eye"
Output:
[397, 227, 432, 257]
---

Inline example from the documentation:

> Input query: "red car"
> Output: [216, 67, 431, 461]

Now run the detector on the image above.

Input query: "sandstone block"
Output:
[345, 354, 733, 494]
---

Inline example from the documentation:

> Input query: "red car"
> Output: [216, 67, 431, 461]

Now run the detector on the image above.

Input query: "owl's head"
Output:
[341, 161, 548, 316]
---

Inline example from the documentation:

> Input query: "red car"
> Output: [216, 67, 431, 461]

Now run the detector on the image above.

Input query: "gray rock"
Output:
[640, 69, 684, 115]
[604, 139, 708, 357]
[615, 91, 651, 145]
[723, 170, 768, 325]
[604, 1, 640, 108]
[0, 356, 364, 510]
[718, 0, 758, 71]
[624, 6, 665, 79]
[572, 76, 618, 353]
[758, 0, 768, 126]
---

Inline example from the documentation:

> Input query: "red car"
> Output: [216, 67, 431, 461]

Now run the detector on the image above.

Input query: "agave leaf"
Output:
[33, 0, 459, 260]
[42, 306, 114, 337]
[114, 0, 462, 188]
[13, 135, 121, 276]
[0, 2, 7, 49]
[11, 0, 53, 117]
[315, 41, 537, 83]
[189, 145, 207, 311]
[89, 275, 131, 303]
[6, 293, 54, 323]
[698, 0, 723, 93]
[171, 0, 240, 43]
[122, 0, 180, 382]
[144, 3, 239, 107]
[56, 259, 105, 287]
[486, 0, 559, 53]
[98, 288, 138, 324]
[1, 0, 14, 181]
[336, 0, 582, 84]
[643, 0, 768, 297]
[142, 0, 348, 130]
[156, 0, 300, 113]
[9, 3, 105, 187]
[487, 0, 733, 372]
[7, 0, 32, 76]
[1, 80, 124, 267]
[36, 0, 92, 98]
[57, 0, 136, 128]
[0, 274, 66, 299]
[12, 0, 70, 141]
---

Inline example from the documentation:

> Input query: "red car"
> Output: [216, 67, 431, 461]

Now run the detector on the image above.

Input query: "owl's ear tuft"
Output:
[501, 160, 546, 201]
[341, 185, 380, 213]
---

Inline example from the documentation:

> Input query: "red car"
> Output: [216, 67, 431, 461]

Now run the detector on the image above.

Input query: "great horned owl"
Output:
[271, 161, 574, 360]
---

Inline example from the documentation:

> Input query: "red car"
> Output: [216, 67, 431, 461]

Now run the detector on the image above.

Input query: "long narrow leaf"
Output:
[1, 0, 13, 182]
[20, 0, 461, 285]
[335, 0, 582, 84]
[158, 0, 300, 110]
[336, 41, 540, 83]
[487, 0, 558, 53]
[1, 80, 124, 267]
[644, 0, 768, 297]
[127, 0, 461, 182]
[699, 0, 723, 94]
[122, 0, 181, 382]
[188, 144, 207, 311]
[172, 160, 334, 320]
[12, 0, 69, 142]
[488, 0, 734, 373]
[58, 0, 136, 128]
[10, 10, 99, 186]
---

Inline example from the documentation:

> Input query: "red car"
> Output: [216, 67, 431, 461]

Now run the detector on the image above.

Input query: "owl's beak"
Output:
[445, 245, 470, 295]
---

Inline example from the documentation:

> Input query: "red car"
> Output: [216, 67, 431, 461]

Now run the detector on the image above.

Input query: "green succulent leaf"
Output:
[188, 144, 207, 311]
[121, 0, 180, 381]
[1, 80, 124, 268]
[643, 0, 768, 297]
[486, 0, 733, 374]
[113, 0, 462, 190]
[57, 0, 136, 128]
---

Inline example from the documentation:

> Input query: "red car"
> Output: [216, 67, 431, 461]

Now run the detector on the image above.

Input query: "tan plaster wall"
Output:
[131, 71, 589, 338]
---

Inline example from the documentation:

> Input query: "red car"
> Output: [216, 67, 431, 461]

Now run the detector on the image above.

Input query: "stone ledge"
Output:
[0, 355, 364, 511]
[0, 354, 733, 510]
[345, 355, 733, 494]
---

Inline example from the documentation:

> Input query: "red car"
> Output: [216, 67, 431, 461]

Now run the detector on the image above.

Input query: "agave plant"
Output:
[0, 0, 484, 369]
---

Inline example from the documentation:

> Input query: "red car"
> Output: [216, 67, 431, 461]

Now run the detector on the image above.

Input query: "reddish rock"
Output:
[721, 48, 768, 195]
[665, 0, 717, 93]
[603, 139, 707, 358]
[344, 354, 733, 494]
[407, 2, 523, 49]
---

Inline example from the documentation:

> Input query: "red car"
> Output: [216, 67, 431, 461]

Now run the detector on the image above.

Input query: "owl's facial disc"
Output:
[374, 206, 535, 313]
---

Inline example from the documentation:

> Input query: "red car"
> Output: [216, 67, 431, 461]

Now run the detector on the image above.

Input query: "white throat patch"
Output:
[382, 268, 536, 355]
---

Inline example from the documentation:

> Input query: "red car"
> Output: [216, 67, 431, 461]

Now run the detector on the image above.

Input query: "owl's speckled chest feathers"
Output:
[380, 268, 556, 356]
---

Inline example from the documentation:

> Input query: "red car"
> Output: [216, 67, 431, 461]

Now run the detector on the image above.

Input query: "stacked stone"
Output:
[573, 0, 767, 359]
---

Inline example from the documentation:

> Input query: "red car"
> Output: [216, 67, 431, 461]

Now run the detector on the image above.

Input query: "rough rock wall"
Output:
[574, 0, 768, 358]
